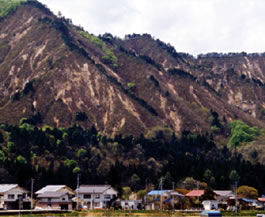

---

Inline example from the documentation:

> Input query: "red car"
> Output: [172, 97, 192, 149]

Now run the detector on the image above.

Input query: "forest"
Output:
[0, 115, 264, 196]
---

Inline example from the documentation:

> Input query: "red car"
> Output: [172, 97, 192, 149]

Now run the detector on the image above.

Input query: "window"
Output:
[94, 202, 100, 207]
[48, 198, 51, 202]
[62, 198, 65, 201]
[104, 195, 111, 199]
[8, 195, 14, 199]
[95, 194, 100, 199]
[84, 194, 91, 199]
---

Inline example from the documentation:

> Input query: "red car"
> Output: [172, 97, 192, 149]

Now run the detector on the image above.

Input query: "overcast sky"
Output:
[39, 0, 265, 56]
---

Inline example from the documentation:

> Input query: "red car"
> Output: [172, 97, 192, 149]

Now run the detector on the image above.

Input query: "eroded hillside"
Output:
[0, 1, 264, 138]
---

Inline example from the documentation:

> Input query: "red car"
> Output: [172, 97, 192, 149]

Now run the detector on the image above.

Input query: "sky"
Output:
[39, 0, 265, 56]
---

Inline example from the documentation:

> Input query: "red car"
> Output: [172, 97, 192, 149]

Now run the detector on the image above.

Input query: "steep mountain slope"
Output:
[0, 1, 264, 138]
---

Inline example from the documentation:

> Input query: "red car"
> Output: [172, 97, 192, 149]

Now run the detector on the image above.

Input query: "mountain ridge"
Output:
[0, 1, 264, 138]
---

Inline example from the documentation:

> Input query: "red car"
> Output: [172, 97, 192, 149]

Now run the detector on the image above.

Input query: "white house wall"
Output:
[3, 187, 28, 202]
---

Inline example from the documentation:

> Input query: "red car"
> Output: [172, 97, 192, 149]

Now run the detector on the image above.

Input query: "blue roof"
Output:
[151, 197, 160, 202]
[200, 211, 222, 217]
[242, 198, 258, 203]
[148, 190, 170, 195]
[165, 198, 173, 203]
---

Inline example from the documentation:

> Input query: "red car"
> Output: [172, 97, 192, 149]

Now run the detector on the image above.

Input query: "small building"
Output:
[0, 184, 30, 210]
[75, 185, 118, 209]
[202, 200, 219, 210]
[121, 200, 142, 210]
[35, 185, 75, 210]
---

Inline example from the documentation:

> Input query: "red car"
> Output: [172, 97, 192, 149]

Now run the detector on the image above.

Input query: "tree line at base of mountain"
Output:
[0, 117, 264, 195]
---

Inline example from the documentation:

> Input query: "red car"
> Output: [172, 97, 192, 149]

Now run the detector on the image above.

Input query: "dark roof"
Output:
[37, 191, 68, 198]
[76, 185, 113, 194]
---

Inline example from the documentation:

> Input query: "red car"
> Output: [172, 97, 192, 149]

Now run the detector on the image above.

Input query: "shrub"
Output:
[228, 120, 260, 148]
[79, 31, 118, 67]
[0, 0, 26, 19]
[127, 82, 136, 90]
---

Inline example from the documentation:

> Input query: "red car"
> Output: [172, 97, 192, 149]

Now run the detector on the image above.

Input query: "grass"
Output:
[4, 210, 265, 216]
[0, 0, 26, 19]
[79, 31, 118, 67]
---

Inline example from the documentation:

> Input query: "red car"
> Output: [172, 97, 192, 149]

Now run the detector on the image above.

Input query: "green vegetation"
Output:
[0, 0, 26, 19]
[127, 82, 136, 90]
[237, 185, 259, 199]
[79, 31, 118, 67]
[0, 120, 264, 194]
[228, 120, 260, 148]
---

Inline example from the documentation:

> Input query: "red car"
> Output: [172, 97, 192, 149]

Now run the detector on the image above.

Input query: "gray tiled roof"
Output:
[35, 185, 66, 194]
[37, 191, 67, 198]
[214, 190, 233, 196]
[0, 184, 18, 193]
[76, 185, 112, 193]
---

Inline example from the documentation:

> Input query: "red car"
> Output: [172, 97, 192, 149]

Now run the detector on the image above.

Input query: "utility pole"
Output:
[30, 178, 34, 217]
[235, 181, 238, 216]
[172, 182, 175, 210]
[76, 174, 80, 210]
[196, 181, 200, 201]
[159, 177, 163, 211]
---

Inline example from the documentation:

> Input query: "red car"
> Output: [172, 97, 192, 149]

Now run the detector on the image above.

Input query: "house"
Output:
[146, 190, 175, 210]
[258, 197, 265, 209]
[35, 185, 75, 210]
[202, 200, 219, 210]
[213, 190, 234, 209]
[240, 198, 261, 210]
[0, 184, 30, 210]
[75, 185, 118, 209]
[165, 191, 185, 210]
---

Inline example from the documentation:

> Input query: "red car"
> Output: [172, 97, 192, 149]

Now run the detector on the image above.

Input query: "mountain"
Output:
[0, 0, 264, 139]
[1, 1, 265, 193]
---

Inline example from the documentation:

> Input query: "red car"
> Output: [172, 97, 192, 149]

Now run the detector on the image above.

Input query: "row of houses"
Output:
[145, 189, 265, 211]
[0, 184, 117, 210]
[0, 184, 264, 211]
